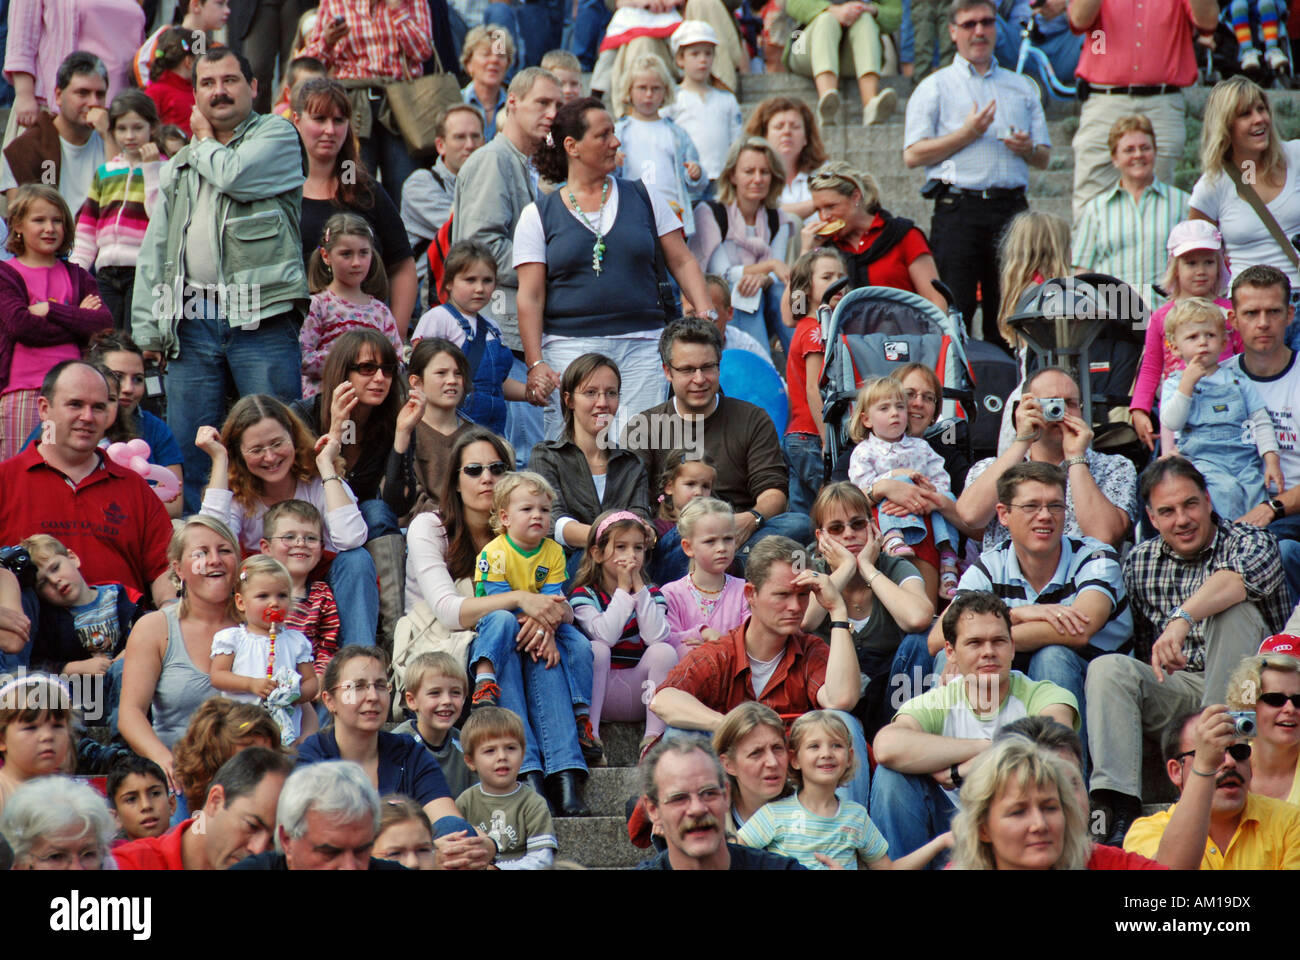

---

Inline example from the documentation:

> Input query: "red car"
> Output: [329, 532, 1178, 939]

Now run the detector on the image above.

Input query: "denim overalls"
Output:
[1169, 368, 1268, 520]
[444, 303, 514, 435]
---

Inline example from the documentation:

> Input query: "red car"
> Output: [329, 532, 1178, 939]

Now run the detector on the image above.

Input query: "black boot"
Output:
[546, 770, 591, 817]
[523, 771, 552, 814]
[1092, 790, 1141, 847]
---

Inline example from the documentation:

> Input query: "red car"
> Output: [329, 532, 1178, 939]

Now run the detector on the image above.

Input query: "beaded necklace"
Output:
[567, 177, 610, 274]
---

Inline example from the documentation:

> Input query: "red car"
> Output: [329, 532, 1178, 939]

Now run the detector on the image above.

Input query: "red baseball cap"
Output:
[1259, 634, 1300, 656]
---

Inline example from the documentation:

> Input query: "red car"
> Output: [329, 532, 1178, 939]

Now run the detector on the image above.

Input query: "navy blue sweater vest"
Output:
[538, 177, 664, 337]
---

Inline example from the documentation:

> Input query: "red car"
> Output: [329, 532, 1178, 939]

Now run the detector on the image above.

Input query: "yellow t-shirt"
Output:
[474, 534, 566, 596]
[1124, 793, 1300, 869]
[1287, 752, 1300, 807]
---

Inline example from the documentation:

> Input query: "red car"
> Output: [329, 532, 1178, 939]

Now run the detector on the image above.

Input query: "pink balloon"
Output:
[105, 440, 180, 503]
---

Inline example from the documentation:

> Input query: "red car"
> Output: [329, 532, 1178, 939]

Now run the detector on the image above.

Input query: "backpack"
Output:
[425, 215, 455, 309]
[706, 200, 780, 242]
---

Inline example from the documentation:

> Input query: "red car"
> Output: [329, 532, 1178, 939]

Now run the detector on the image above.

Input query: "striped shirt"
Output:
[303, 0, 433, 81]
[736, 796, 888, 869]
[71, 156, 163, 270]
[282, 580, 341, 676]
[957, 536, 1133, 656]
[1072, 179, 1190, 308]
[903, 55, 1049, 191]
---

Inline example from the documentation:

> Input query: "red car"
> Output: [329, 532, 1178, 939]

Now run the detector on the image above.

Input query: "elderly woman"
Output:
[690, 136, 799, 361]
[745, 96, 828, 221]
[516, 97, 712, 439]
[950, 737, 1091, 870]
[803, 161, 946, 311]
[461, 26, 512, 140]
[1227, 648, 1300, 804]
[802, 483, 934, 738]
[292, 79, 417, 334]
[714, 702, 793, 829]
[0, 776, 118, 870]
[301, 0, 433, 209]
[784, 0, 901, 127]
[530, 353, 652, 556]
[404, 428, 594, 816]
[1191, 76, 1300, 295]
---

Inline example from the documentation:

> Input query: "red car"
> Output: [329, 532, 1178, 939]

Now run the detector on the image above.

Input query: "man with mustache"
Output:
[637, 737, 804, 870]
[132, 46, 309, 513]
[1087, 456, 1289, 847]
[1123, 706, 1300, 868]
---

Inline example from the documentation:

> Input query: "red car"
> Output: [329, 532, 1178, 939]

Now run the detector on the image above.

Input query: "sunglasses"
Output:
[822, 517, 869, 536]
[462, 460, 507, 477]
[349, 361, 397, 377]
[1173, 743, 1251, 764]
[1257, 692, 1300, 709]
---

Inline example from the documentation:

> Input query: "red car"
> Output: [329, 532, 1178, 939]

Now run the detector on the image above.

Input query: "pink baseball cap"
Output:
[1167, 219, 1224, 258]
[1259, 634, 1300, 656]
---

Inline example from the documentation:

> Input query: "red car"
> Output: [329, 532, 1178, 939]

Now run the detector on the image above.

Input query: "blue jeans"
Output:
[0, 586, 36, 673]
[359, 498, 402, 539]
[782, 432, 823, 519]
[470, 610, 588, 776]
[506, 354, 545, 470]
[1269, 514, 1300, 608]
[1019, 645, 1089, 775]
[432, 815, 480, 839]
[569, 0, 612, 69]
[869, 764, 955, 866]
[738, 512, 815, 567]
[650, 525, 690, 586]
[166, 304, 302, 514]
[359, 112, 417, 210]
[328, 547, 380, 647]
[877, 477, 956, 551]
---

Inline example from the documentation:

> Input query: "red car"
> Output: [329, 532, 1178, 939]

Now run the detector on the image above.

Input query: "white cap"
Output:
[671, 20, 719, 55]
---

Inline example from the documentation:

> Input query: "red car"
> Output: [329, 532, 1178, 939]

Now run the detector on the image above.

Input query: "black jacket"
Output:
[528, 439, 652, 542]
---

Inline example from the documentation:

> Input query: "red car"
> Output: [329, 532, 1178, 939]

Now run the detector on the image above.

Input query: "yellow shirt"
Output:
[473, 534, 566, 597]
[1287, 752, 1300, 807]
[1124, 793, 1300, 869]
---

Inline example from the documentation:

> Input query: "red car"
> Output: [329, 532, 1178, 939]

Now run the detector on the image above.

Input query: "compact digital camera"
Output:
[1039, 397, 1067, 422]
[1227, 710, 1257, 738]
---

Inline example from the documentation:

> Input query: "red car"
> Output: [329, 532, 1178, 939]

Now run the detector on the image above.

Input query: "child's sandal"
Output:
[940, 568, 959, 600]
[881, 530, 915, 558]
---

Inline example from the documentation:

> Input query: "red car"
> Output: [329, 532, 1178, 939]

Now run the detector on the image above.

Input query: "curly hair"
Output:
[532, 96, 608, 185]
[219, 395, 322, 509]
[744, 96, 827, 176]
[172, 697, 285, 812]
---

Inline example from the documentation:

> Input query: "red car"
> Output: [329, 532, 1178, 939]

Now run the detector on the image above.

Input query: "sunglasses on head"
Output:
[1258, 692, 1300, 709]
[462, 461, 507, 478]
[823, 517, 869, 536]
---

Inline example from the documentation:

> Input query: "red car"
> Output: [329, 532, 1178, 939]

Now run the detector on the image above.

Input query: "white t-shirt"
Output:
[618, 117, 680, 215]
[780, 171, 811, 209]
[748, 650, 783, 698]
[210, 624, 313, 737]
[0, 130, 104, 218]
[411, 303, 507, 347]
[1231, 350, 1300, 486]
[512, 176, 682, 266]
[661, 86, 743, 181]
[1189, 140, 1300, 289]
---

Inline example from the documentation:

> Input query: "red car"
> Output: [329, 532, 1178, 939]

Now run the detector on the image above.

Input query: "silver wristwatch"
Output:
[1168, 607, 1196, 631]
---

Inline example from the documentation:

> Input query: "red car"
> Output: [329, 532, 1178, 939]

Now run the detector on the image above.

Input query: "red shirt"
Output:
[113, 817, 193, 870]
[1087, 843, 1167, 870]
[834, 214, 932, 294]
[656, 618, 829, 723]
[0, 444, 172, 597]
[1073, 0, 1201, 87]
[785, 316, 823, 437]
[144, 70, 195, 136]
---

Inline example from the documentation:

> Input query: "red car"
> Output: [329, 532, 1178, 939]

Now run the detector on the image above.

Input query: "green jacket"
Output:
[131, 112, 309, 356]
[784, 0, 903, 58]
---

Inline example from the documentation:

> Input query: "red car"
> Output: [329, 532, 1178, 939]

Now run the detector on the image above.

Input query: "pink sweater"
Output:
[660, 574, 748, 653]
[1131, 296, 1239, 413]
[4, 0, 144, 107]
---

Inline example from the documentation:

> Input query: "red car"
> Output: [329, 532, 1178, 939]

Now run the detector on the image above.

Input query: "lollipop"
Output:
[264, 607, 286, 680]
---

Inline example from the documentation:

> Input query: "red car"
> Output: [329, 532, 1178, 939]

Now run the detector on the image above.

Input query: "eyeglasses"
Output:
[1173, 743, 1252, 764]
[242, 436, 290, 460]
[270, 534, 321, 547]
[659, 786, 726, 809]
[578, 388, 620, 402]
[33, 847, 104, 869]
[349, 362, 397, 378]
[1257, 692, 1300, 709]
[1008, 501, 1067, 517]
[904, 389, 938, 406]
[668, 361, 720, 378]
[462, 460, 508, 478]
[334, 679, 392, 697]
[954, 16, 996, 29]
[823, 517, 869, 536]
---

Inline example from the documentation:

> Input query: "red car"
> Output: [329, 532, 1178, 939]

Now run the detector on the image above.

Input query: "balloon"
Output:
[719, 348, 788, 435]
[106, 440, 181, 504]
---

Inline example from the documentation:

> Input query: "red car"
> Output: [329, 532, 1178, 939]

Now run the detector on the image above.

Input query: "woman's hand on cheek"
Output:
[816, 529, 854, 573]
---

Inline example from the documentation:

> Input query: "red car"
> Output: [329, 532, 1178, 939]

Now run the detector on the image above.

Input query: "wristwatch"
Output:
[1270, 498, 1287, 521]
[1168, 607, 1196, 631]
[829, 620, 851, 633]
[748, 509, 765, 527]
[950, 763, 964, 788]
[1063, 455, 1089, 470]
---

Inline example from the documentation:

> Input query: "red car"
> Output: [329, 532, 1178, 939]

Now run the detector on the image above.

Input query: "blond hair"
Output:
[677, 496, 734, 540]
[461, 705, 526, 756]
[540, 49, 581, 74]
[1163, 296, 1226, 341]
[996, 211, 1071, 350]
[168, 515, 241, 620]
[848, 376, 906, 443]
[460, 25, 516, 73]
[1161, 245, 1229, 301]
[1226, 653, 1300, 711]
[950, 738, 1090, 871]
[489, 471, 556, 534]
[20, 534, 70, 568]
[617, 54, 675, 112]
[1201, 76, 1286, 182]
[808, 160, 881, 215]
[715, 136, 787, 208]
[788, 710, 857, 788]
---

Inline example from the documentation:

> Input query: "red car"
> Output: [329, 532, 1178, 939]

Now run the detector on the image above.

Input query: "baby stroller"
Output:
[820, 282, 977, 494]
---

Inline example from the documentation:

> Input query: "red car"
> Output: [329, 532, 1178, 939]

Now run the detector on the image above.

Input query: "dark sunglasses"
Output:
[1258, 692, 1300, 709]
[349, 361, 397, 377]
[1174, 743, 1252, 764]
[823, 517, 869, 536]
[462, 461, 507, 478]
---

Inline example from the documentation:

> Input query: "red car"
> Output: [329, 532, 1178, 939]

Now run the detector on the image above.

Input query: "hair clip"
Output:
[238, 569, 249, 581]
[656, 493, 666, 503]
[323, 226, 331, 244]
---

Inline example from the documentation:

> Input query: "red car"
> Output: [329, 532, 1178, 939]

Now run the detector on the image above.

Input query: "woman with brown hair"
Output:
[744, 96, 827, 220]
[171, 698, 284, 814]
[713, 701, 793, 829]
[195, 393, 378, 647]
[291, 78, 417, 336]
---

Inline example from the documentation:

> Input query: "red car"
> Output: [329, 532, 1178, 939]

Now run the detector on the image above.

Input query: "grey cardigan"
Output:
[529, 438, 652, 544]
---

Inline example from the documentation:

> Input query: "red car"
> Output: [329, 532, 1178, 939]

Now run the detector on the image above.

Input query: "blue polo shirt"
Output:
[956, 536, 1133, 657]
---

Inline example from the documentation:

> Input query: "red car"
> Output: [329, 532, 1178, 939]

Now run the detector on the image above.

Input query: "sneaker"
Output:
[470, 679, 500, 710]
[1241, 49, 1263, 74]
[862, 88, 897, 126]
[1268, 46, 1291, 75]
[818, 88, 841, 127]
[576, 715, 606, 766]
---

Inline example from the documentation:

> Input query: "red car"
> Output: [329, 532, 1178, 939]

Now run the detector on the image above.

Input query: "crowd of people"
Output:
[4, 0, 1300, 874]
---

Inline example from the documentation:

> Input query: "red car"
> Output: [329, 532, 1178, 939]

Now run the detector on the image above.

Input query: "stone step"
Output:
[597, 719, 648, 768]
[555, 814, 653, 868]
[585, 764, 642, 818]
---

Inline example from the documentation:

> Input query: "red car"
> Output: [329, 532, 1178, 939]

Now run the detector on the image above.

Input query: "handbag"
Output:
[381, 49, 463, 158]
[1225, 161, 1300, 274]
[390, 578, 476, 717]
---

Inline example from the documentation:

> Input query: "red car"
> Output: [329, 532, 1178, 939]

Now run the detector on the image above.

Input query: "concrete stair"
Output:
[556, 721, 653, 869]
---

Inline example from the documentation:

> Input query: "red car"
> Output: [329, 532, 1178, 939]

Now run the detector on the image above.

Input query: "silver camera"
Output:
[1040, 397, 1066, 422]
[1227, 710, 1257, 738]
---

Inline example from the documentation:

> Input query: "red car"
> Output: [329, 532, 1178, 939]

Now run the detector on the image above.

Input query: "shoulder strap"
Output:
[707, 200, 728, 240]
[766, 206, 780, 239]
[1225, 163, 1300, 271]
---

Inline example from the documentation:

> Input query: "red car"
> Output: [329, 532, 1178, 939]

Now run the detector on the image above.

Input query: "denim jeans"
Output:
[359, 498, 402, 539]
[1018, 645, 1089, 775]
[869, 764, 955, 866]
[359, 107, 417, 209]
[165, 303, 303, 514]
[738, 512, 815, 567]
[730, 282, 789, 362]
[95, 265, 136, 334]
[650, 525, 690, 586]
[328, 546, 380, 647]
[877, 477, 956, 550]
[470, 610, 588, 776]
[0, 586, 36, 673]
[568, 0, 612, 69]
[506, 353, 545, 470]
[1269, 513, 1300, 608]
[782, 432, 824, 519]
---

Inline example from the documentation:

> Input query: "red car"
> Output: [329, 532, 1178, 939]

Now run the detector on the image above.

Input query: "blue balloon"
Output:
[720, 348, 788, 435]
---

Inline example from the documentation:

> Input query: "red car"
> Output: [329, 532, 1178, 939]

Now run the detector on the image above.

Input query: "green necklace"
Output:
[567, 178, 610, 275]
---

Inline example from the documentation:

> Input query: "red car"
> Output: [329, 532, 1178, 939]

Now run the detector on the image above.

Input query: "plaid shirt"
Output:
[284, 581, 342, 675]
[304, 0, 433, 80]
[655, 618, 828, 724]
[1122, 518, 1288, 669]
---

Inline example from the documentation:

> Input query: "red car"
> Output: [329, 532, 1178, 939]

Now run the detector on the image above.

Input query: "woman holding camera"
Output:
[1227, 647, 1300, 805]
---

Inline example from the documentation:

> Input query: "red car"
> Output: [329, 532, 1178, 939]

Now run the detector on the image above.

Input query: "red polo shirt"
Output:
[655, 618, 829, 723]
[113, 817, 194, 870]
[1073, 0, 1201, 87]
[0, 445, 171, 596]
